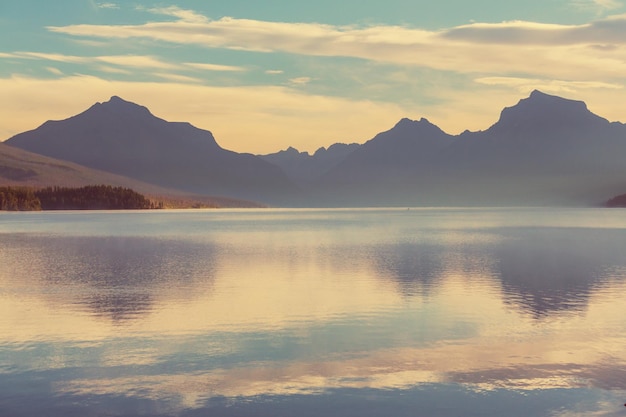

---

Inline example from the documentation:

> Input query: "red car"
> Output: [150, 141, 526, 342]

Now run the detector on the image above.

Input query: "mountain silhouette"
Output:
[449, 90, 619, 168]
[5, 91, 626, 206]
[309, 91, 626, 206]
[259, 143, 359, 186]
[6, 96, 297, 204]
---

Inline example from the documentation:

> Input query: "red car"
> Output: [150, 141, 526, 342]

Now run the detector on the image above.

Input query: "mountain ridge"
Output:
[304, 90, 626, 206]
[5, 90, 626, 207]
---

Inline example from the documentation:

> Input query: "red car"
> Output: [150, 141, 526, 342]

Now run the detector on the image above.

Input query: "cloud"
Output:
[97, 2, 119, 9]
[46, 13, 626, 82]
[265, 69, 284, 75]
[152, 72, 203, 83]
[441, 17, 626, 45]
[144, 5, 208, 23]
[474, 76, 624, 93]
[570, 0, 623, 13]
[45, 67, 63, 76]
[185, 63, 247, 72]
[97, 65, 131, 74]
[3, 51, 179, 70]
[288, 76, 312, 86]
[95, 55, 178, 70]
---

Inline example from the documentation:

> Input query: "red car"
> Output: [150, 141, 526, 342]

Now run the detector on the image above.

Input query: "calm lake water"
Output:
[1, 208, 626, 417]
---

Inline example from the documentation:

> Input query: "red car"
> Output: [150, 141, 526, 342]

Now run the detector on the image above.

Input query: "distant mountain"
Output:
[448, 90, 620, 171]
[320, 117, 454, 180]
[310, 90, 626, 206]
[441, 90, 626, 204]
[309, 117, 457, 205]
[259, 142, 359, 185]
[5, 90, 626, 207]
[5, 96, 297, 204]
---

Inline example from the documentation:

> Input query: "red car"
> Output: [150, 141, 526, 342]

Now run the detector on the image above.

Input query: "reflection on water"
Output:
[1, 208, 626, 416]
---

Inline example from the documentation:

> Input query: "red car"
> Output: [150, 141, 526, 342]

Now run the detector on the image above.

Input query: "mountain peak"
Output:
[108, 95, 126, 103]
[525, 89, 583, 107]
[90, 95, 154, 119]
[490, 89, 607, 133]
[395, 117, 433, 128]
[528, 89, 550, 99]
[389, 117, 449, 139]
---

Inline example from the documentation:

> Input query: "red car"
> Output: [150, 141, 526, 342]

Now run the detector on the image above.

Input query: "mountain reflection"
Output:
[496, 228, 626, 318]
[369, 227, 626, 319]
[2, 209, 626, 417]
[370, 243, 446, 297]
[0, 235, 218, 323]
[369, 231, 499, 298]
[3, 219, 626, 327]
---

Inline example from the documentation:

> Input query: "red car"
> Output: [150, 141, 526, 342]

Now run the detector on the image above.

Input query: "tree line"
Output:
[606, 193, 626, 208]
[0, 185, 163, 211]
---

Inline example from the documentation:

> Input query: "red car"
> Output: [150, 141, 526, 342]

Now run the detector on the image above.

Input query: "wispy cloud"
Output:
[46, 12, 626, 82]
[475, 76, 623, 93]
[440, 17, 626, 44]
[186, 63, 247, 72]
[96, 55, 178, 70]
[143, 5, 208, 23]
[97, 2, 119, 9]
[152, 72, 204, 83]
[45, 67, 63, 76]
[97, 65, 131, 74]
[3, 52, 179, 70]
[288, 76, 312, 86]
[570, 0, 623, 13]
[1, 52, 251, 85]
[265, 69, 284, 75]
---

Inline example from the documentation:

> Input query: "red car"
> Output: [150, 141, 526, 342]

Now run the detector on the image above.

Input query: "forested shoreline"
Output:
[606, 193, 626, 208]
[0, 185, 162, 211]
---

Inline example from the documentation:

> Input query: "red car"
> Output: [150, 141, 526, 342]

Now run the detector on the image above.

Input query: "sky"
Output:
[2, 0, 626, 154]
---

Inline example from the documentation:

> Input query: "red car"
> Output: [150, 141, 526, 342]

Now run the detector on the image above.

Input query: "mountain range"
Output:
[4, 90, 626, 206]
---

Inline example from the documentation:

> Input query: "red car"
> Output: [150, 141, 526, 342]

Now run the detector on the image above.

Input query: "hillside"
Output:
[0, 143, 261, 208]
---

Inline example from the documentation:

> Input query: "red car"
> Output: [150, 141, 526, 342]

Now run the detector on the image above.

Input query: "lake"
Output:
[1, 208, 626, 416]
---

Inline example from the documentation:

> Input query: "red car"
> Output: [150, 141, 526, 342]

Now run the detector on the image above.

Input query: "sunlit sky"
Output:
[2, 0, 626, 153]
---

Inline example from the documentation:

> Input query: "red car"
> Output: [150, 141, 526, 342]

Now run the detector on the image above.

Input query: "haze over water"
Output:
[1, 208, 626, 416]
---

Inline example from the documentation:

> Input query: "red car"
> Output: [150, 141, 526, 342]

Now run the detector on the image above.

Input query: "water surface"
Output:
[1, 208, 626, 416]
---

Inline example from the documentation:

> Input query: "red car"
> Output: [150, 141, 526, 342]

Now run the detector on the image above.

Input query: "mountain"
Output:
[0, 143, 261, 208]
[1, 141, 167, 191]
[311, 90, 626, 206]
[320, 117, 454, 180]
[4, 90, 626, 207]
[448, 90, 620, 170]
[5, 96, 297, 204]
[440, 90, 626, 204]
[258, 142, 359, 185]
[309, 117, 457, 205]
